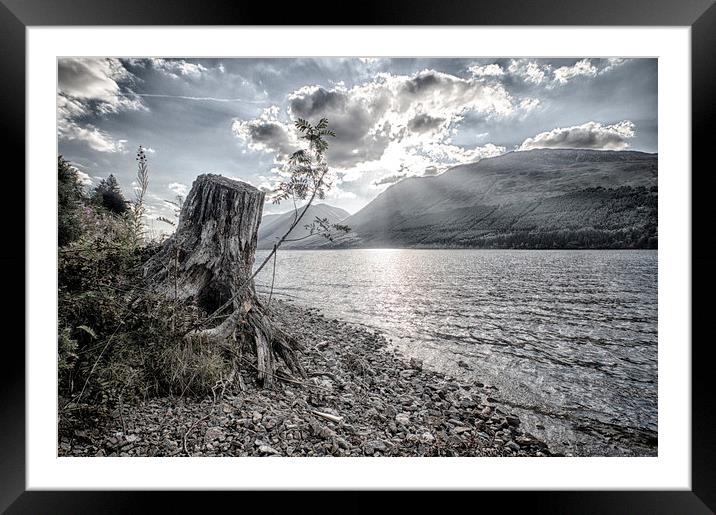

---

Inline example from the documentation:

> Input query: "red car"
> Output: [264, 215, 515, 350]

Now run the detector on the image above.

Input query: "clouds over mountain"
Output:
[57, 57, 657, 220]
[519, 120, 636, 150]
[289, 69, 522, 167]
[231, 68, 538, 201]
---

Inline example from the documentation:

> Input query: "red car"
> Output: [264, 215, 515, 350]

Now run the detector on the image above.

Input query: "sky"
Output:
[57, 57, 657, 233]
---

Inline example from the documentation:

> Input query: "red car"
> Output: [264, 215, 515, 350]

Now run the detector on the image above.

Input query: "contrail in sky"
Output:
[134, 93, 267, 104]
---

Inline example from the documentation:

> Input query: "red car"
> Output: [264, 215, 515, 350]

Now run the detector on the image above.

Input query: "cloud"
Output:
[168, 182, 189, 196]
[518, 120, 636, 150]
[235, 68, 528, 171]
[135, 93, 265, 104]
[407, 113, 446, 133]
[518, 97, 540, 110]
[598, 58, 628, 74]
[286, 83, 388, 166]
[467, 63, 505, 77]
[502, 58, 628, 88]
[231, 106, 298, 159]
[58, 58, 143, 113]
[324, 185, 357, 200]
[230, 68, 525, 205]
[57, 57, 654, 218]
[508, 60, 548, 85]
[58, 122, 128, 153]
[68, 166, 94, 186]
[553, 59, 598, 84]
[148, 58, 208, 79]
[57, 58, 144, 152]
[370, 162, 447, 186]
[57, 93, 88, 119]
[417, 142, 506, 164]
[58, 58, 124, 101]
[373, 173, 407, 186]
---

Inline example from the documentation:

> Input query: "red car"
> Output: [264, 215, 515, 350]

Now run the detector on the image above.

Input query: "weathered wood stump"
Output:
[144, 174, 303, 386]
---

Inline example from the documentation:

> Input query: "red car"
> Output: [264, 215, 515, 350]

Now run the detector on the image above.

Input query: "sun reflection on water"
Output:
[254, 248, 658, 456]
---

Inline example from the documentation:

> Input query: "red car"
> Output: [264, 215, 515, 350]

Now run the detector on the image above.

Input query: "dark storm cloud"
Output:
[232, 113, 296, 159]
[287, 85, 390, 167]
[289, 87, 346, 116]
[407, 114, 446, 133]
[249, 123, 287, 145]
[268, 67, 518, 171]
[401, 70, 443, 95]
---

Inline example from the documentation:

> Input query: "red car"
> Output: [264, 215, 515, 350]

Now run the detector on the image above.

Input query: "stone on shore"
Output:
[58, 299, 551, 458]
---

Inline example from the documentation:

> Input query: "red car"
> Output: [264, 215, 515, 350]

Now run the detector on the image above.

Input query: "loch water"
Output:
[255, 249, 658, 456]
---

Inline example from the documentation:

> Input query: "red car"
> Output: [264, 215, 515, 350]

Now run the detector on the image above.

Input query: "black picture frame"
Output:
[2, 0, 713, 512]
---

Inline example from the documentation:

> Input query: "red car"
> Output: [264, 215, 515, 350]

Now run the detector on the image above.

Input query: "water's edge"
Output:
[255, 249, 658, 457]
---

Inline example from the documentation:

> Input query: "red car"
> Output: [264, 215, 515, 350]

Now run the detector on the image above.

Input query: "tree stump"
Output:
[144, 173, 303, 386]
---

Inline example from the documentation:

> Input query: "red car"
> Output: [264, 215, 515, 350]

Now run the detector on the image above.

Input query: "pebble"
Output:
[506, 441, 520, 452]
[420, 431, 435, 443]
[506, 416, 520, 427]
[395, 413, 411, 426]
[205, 427, 226, 442]
[58, 300, 551, 458]
[258, 445, 280, 455]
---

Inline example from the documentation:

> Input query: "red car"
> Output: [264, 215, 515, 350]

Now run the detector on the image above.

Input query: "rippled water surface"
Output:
[255, 249, 657, 456]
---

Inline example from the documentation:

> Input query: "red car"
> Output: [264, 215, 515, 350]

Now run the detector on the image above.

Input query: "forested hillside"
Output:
[300, 149, 658, 249]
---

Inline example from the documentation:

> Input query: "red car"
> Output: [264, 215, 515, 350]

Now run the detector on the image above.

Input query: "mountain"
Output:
[258, 203, 350, 249]
[303, 148, 658, 249]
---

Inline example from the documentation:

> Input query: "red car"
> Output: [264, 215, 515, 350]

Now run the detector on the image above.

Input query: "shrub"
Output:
[58, 202, 234, 406]
[58, 327, 79, 392]
[58, 156, 86, 246]
[58, 154, 239, 412]
[92, 174, 129, 215]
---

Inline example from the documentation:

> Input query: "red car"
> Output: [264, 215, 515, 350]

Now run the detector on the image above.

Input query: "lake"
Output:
[254, 249, 658, 456]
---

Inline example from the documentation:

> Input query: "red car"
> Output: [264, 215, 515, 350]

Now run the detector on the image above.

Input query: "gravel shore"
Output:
[59, 300, 552, 457]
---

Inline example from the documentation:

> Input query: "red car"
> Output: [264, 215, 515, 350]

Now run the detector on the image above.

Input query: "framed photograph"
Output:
[3, 0, 714, 512]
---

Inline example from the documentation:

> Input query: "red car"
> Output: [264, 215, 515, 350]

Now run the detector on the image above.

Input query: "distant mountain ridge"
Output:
[258, 203, 350, 249]
[294, 148, 658, 249]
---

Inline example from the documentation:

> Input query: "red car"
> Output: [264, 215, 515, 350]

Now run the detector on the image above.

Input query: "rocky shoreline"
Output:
[59, 299, 552, 457]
